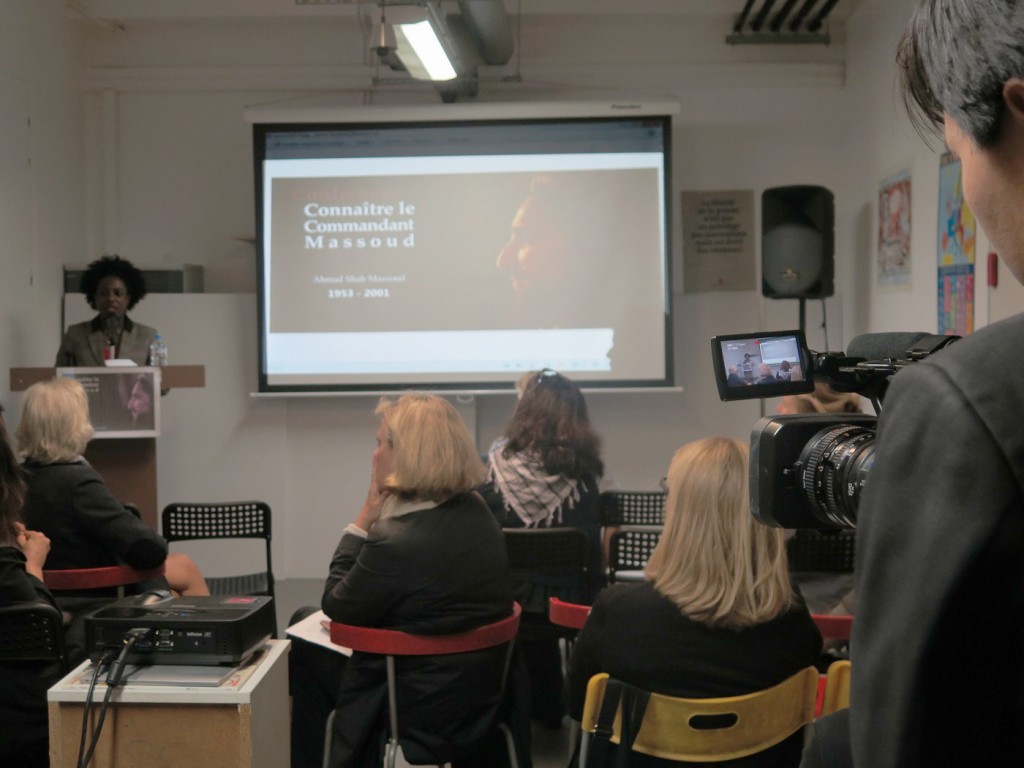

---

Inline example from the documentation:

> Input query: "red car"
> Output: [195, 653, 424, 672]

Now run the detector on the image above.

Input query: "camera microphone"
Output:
[845, 332, 931, 361]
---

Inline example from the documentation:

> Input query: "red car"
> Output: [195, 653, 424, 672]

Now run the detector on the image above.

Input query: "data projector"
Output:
[85, 595, 275, 665]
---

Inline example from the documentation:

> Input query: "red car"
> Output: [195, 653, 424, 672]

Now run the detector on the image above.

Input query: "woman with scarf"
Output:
[478, 368, 605, 727]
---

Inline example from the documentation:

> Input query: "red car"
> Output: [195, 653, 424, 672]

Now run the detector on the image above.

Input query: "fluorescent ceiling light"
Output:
[394, 19, 457, 81]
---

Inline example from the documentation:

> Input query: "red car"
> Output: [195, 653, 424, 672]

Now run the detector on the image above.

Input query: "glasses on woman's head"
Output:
[535, 368, 559, 386]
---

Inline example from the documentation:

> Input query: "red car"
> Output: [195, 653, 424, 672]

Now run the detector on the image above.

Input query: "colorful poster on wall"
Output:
[937, 152, 975, 335]
[878, 169, 912, 288]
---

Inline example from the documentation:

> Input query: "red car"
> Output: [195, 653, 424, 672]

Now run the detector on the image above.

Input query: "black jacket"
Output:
[322, 492, 513, 767]
[852, 313, 1024, 768]
[0, 546, 63, 763]
[566, 581, 822, 767]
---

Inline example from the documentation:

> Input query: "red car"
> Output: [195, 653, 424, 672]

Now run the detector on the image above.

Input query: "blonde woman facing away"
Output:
[16, 378, 207, 652]
[565, 437, 821, 768]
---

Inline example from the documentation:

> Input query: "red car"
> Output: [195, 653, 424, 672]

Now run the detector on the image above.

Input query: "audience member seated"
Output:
[0, 400, 62, 768]
[288, 393, 517, 768]
[565, 437, 822, 767]
[478, 368, 604, 727]
[756, 363, 779, 384]
[15, 378, 207, 657]
[776, 383, 866, 618]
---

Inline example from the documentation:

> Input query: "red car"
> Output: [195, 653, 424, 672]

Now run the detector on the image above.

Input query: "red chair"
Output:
[812, 613, 853, 643]
[811, 614, 852, 716]
[43, 564, 165, 593]
[325, 603, 523, 768]
[549, 596, 590, 630]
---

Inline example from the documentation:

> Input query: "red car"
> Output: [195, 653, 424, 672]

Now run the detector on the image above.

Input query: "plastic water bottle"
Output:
[149, 335, 168, 366]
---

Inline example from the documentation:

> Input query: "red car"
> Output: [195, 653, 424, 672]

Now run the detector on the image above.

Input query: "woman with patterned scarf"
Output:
[478, 368, 605, 728]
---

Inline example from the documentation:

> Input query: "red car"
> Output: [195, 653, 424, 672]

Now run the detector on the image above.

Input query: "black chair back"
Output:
[597, 491, 666, 527]
[161, 501, 276, 632]
[0, 601, 69, 671]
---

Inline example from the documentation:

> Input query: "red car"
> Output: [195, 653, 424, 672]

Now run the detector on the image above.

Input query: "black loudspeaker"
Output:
[761, 185, 834, 299]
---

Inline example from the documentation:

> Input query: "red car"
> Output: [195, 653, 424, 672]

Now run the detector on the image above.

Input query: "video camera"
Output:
[710, 329, 960, 530]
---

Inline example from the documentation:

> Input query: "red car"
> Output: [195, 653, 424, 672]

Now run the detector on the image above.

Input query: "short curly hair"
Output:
[80, 255, 148, 310]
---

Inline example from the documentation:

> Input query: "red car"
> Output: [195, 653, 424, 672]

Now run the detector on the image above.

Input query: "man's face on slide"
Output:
[496, 195, 571, 301]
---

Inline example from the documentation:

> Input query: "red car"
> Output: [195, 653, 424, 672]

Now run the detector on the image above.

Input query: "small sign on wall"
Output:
[877, 169, 912, 289]
[680, 190, 755, 293]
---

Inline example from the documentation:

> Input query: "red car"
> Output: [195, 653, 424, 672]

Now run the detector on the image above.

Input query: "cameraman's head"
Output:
[898, 0, 1024, 283]
[777, 382, 864, 416]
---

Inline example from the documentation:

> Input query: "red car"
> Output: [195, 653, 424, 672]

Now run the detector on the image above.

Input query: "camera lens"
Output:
[798, 424, 876, 528]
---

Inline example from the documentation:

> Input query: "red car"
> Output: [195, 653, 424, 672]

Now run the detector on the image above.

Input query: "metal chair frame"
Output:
[324, 604, 523, 768]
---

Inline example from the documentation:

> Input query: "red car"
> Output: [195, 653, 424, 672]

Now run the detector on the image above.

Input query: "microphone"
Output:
[846, 332, 931, 360]
[103, 313, 118, 342]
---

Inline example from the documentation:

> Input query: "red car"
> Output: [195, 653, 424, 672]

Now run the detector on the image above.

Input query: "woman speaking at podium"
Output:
[55, 255, 158, 367]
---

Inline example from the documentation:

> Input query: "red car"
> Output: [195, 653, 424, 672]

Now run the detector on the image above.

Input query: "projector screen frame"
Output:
[251, 100, 678, 395]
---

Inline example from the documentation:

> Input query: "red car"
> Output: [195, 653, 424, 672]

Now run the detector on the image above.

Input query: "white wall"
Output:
[0, 1, 82, 406]
[5, 2, 986, 579]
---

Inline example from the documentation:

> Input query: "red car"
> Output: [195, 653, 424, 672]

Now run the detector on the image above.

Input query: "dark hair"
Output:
[504, 370, 604, 480]
[0, 402, 26, 545]
[80, 255, 148, 310]
[897, 0, 1024, 147]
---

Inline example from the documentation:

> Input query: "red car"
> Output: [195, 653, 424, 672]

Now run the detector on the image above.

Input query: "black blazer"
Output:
[852, 312, 1024, 768]
[322, 492, 513, 767]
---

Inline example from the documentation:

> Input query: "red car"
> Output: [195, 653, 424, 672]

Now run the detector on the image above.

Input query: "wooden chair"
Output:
[324, 603, 522, 768]
[820, 660, 851, 716]
[579, 666, 819, 765]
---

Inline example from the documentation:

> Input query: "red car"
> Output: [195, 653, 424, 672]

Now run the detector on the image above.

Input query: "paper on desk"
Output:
[286, 609, 352, 656]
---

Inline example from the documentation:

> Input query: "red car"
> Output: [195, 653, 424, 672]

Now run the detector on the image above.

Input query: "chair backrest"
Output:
[330, 602, 522, 654]
[580, 666, 819, 764]
[0, 600, 70, 672]
[549, 596, 590, 630]
[502, 527, 591, 604]
[786, 530, 856, 573]
[608, 528, 661, 583]
[326, 603, 523, 768]
[811, 613, 853, 643]
[820, 660, 851, 716]
[42, 564, 165, 592]
[598, 491, 666, 527]
[161, 501, 274, 598]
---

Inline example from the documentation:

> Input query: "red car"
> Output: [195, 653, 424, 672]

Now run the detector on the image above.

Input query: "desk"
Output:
[47, 639, 289, 768]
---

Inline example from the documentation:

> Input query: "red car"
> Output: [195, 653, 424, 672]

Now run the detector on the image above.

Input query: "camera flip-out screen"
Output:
[711, 330, 815, 401]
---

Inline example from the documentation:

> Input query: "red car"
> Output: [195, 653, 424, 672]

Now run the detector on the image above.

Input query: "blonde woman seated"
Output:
[565, 438, 821, 767]
[16, 378, 207, 651]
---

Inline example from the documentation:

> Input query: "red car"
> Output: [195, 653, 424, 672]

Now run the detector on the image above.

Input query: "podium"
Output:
[10, 365, 204, 529]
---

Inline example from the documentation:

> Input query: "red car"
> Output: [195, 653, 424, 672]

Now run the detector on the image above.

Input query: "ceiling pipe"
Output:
[750, 0, 779, 32]
[788, 0, 820, 32]
[733, 0, 758, 33]
[456, 0, 513, 65]
[807, 0, 840, 32]
[770, 0, 800, 33]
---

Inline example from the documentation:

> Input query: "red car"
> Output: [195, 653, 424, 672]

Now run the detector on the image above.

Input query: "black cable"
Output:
[77, 628, 150, 768]
[821, 298, 830, 350]
[75, 651, 113, 768]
